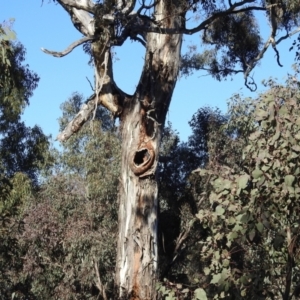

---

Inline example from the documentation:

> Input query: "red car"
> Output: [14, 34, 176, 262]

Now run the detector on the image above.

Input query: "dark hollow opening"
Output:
[134, 149, 150, 166]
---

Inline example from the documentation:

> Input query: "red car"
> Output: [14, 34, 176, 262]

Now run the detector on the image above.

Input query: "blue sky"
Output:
[1, 1, 298, 145]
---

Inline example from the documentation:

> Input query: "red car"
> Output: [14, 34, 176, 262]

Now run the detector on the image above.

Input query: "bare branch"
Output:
[136, 0, 158, 15]
[56, 89, 123, 142]
[245, 75, 257, 92]
[244, 37, 272, 79]
[161, 219, 196, 277]
[57, 0, 95, 13]
[183, 6, 266, 35]
[120, 0, 136, 15]
[72, 8, 95, 35]
[41, 36, 93, 57]
[93, 259, 108, 300]
[276, 27, 300, 45]
[86, 76, 94, 91]
[56, 95, 96, 142]
[131, 35, 146, 47]
[244, 26, 300, 81]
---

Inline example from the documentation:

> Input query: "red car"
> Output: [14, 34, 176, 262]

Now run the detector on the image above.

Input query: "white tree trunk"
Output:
[115, 2, 183, 298]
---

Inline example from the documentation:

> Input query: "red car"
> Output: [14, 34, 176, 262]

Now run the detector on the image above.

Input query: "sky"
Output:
[1, 1, 298, 146]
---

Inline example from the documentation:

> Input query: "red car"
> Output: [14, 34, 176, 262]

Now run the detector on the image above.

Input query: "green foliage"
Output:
[158, 109, 229, 297]
[0, 19, 16, 87]
[13, 93, 121, 299]
[0, 24, 49, 185]
[181, 11, 262, 79]
[0, 172, 36, 300]
[265, 0, 300, 30]
[156, 280, 208, 300]
[0, 31, 52, 299]
[181, 1, 300, 82]
[291, 34, 300, 65]
[193, 73, 300, 299]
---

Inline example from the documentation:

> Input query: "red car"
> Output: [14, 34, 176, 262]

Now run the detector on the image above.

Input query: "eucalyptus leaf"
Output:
[255, 109, 269, 121]
[252, 169, 263, 179]
[238, 174, 250, 189]
[248, 229, 255, 241]
[285, 175, 295, 187]
[256, 222, 264, 233]
[215, 205, 225, 216]
[194, 288, 208, 300]
[211, 273, 221, 284]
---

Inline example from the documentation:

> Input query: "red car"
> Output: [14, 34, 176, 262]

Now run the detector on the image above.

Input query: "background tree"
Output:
[41, 0, 300, 298]
[0, 25, 52, 298]
[157, 109, 226, 279]
[11, 93, 120, 299]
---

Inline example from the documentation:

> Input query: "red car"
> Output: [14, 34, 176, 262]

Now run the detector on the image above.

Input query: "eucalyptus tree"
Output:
[0, 25, 51, 299]
[42, 0, 300, 298]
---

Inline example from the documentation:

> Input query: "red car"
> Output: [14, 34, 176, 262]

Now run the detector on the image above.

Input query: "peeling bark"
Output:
[115, 1, 183, 298]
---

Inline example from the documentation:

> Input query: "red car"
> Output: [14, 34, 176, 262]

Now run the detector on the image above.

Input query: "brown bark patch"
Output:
[130, 251, 141, 300]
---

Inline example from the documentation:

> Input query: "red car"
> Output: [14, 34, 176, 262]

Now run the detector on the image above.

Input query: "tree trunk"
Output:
[115, 2, 183, 299]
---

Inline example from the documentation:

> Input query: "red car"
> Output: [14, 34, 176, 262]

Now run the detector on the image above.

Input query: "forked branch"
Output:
[244, 25, 300, 85]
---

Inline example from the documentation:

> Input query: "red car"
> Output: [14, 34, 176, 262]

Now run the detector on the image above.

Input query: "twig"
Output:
[86, 76, 94, 91]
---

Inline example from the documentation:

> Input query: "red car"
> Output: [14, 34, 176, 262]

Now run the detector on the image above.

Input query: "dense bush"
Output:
[192, 73, 300, 299]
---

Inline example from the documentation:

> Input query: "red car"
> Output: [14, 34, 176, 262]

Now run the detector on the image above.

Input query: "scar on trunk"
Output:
[130, 145, 155, 177]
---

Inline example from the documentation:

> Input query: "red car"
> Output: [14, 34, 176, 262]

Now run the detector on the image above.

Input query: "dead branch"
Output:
[56, 88, 123, 142]
[41, 36, 93, 57]
[56, 95, 96, 142]
[173, 219, 196, 257]
[93, 259, 108, 300]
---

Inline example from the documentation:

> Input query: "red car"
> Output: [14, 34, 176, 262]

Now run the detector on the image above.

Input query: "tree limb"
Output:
[56, 87, 123, 142]
[134, 2, 266, 35]
[56, 0, 95, 13]
[57, 0, 95, 36]
[244, 26, 300, 82]
[56, 95, 96, 142]
[244, 37, 272, 79]
[41, 36, 93, 57]
[276, 27, 300, 45]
